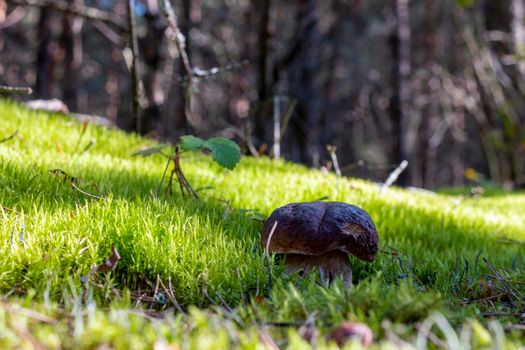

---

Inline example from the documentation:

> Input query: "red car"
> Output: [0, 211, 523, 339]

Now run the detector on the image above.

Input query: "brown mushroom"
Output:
[261, 202, 378, 286]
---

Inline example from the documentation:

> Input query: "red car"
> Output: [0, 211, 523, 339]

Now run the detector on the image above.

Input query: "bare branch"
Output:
[381, 160, 409, 192]
[326, 145, 342, 177]
[0, 85, 32, 94]
[160, 0, 192, 77]
[0, 130, 18, 143]
[9, 0, 127, 32]
[185, 61, 249, 80]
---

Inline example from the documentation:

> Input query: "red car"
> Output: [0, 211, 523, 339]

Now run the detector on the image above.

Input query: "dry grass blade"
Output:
[50, 169, 105, 200]
[0, 302, 57, 324]
[483, 258, 523, 308]
[158, 277, 185, 314]
[222, 200, 231, 220]
[1, 205, 21, 215]
[265, 221, 278, 290]
[259, 328, 281, 350]
[71, 182, 105, 200]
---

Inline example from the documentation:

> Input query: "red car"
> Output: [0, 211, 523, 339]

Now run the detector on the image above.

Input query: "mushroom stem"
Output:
[284, 250, 353, 287]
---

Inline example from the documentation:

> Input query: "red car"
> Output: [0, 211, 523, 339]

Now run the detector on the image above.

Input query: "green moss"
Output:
[1, 99, 524, 348]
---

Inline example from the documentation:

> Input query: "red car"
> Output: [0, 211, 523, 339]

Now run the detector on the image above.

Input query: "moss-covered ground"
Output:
[1, 99, 524, 349]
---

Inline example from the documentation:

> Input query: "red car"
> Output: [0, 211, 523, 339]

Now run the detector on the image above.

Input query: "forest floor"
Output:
[1, 99, 525, 349]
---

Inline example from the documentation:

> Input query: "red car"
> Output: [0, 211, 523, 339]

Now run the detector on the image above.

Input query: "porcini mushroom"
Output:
[261, 202, 378, 286]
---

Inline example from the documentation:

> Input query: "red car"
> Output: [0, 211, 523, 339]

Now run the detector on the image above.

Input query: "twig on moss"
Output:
[1, 205, 21, 215]
[158, 277, 184, 314]
[0, 130, 19, 143]
[50, 169, 104, 200]
[327, 145, 342, 177]
[165, 150, 199, 199]
[0, 302, 57, 324]
[70, 182, 104, 200]
[483, 258, 523, 307]
[381, 160, 408, 192]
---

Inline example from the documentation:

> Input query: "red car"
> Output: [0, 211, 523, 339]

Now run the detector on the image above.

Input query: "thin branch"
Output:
[164, 151, 199, 199]
[9, 0, 127, 31]
[0, 302, 57, 324]
[160, 277, 185, 314]
[0, 130, 19, 143]
[483, 258, 523, 307]
[182, 61, 249, 81]
[326, 145, 342, 177]
[1, 205, 21, 215]
[160, 0, 192, 76]
[160, 0, 199, 129]
[157, 157, 172, 196]
[71, 183, 105, 200]
[92, 21, 122, 45]
[0, 85, 32, 95]
[381, 160, 408, 192]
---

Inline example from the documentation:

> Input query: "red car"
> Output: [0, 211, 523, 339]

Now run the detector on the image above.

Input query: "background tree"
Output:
[2, 0, 525, 189]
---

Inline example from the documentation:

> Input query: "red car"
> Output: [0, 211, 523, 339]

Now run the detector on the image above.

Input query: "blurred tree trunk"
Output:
[320, 0, 351, 156]
[59, 0, 83, 111]
[446, 8, 465, 187]
[483, 0, 524, 186]
[288, 0, 321, 165]
[421, 0, 438, 188]
[35, 7, 53, 99]
[511, 0, 525, 185]
[127, 0, 142, 132]
[390, 0, 413, 185]
[174, 0, 191, 136]
[141, 0, 164, 135]
[255, 0, 272, 145]
[512, 0, 525, 75]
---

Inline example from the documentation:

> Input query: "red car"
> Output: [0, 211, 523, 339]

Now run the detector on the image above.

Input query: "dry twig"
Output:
[9, 0, 127, 31]
[0, 85, 32, 94]
[0, 130, 18, 143]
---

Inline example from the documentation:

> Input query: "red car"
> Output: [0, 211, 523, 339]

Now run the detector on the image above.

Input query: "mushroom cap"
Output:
[261, 202, 378, 262]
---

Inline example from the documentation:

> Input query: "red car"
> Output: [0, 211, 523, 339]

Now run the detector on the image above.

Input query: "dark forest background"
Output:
[1, 0, 525, 189]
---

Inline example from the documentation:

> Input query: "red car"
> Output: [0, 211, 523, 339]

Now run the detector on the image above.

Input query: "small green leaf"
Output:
[203, 137, 241, 170]
[180, 135, 205, 151]
[132, 144, 169, 157]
